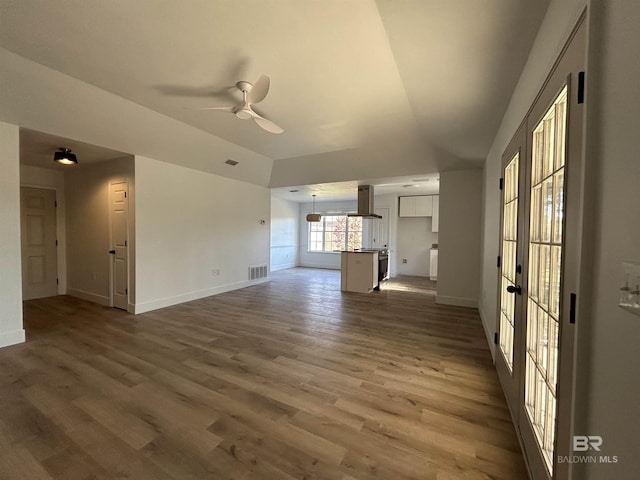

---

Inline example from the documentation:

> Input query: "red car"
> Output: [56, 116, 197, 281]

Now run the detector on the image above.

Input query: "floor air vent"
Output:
[249, 264, 268, 280]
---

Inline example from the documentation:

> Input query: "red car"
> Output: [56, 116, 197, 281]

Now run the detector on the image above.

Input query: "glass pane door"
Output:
[499, 152, 520, 371]
[524, 86, 568, 473]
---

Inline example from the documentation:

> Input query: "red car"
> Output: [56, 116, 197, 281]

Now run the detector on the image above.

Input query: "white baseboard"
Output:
[133, 278, 270, 314]
[0, 329, 26, 348]
[478, 305, 496, 362]
[67, 288, 110, 307]
[271, 262, 298, 272]
[435, 294, 478, 309]
[298, 263, 340, 270]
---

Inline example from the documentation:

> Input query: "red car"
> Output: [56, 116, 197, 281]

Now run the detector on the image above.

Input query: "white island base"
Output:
[340, 251, 379, 293]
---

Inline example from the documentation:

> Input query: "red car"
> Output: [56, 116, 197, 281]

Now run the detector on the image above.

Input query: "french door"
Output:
[496, 122, 526, 422]
[496, 15, 586, 480]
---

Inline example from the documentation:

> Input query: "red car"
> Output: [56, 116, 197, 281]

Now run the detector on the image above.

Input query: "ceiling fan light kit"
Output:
[201, 75, 283, 134]
[53, 147, 78, 165]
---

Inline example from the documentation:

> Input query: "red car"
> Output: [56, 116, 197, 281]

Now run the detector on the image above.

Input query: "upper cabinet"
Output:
[399, 195, 435, 217]
[399, 195, 439, 232]
[414, 195, 433, 216]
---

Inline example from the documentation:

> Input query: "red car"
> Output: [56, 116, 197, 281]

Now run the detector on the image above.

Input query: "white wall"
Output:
[65, 157, 135, 307]
[20, 165, 67, 294]
[298, 200, 358, 270]
[0, 122, 24, 348]
[134, 156, 270, 313]
[578, 1, 640, 477]
[270, 197, 299, 271]
[396, 217, 437, 277]
[480, 0, 587, 357]
[437, 169, 482, 308]
[269, 134, 461, 188]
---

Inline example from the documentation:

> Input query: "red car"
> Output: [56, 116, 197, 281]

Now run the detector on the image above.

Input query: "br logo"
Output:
[573, 436, 603, 452]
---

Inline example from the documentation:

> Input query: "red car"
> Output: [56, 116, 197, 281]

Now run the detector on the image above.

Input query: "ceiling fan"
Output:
[200, 75, 283, 134]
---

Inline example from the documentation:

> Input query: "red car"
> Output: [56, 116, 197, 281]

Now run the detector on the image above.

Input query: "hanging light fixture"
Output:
[306, 194, 322, 222]
[53, 147, 78, 165]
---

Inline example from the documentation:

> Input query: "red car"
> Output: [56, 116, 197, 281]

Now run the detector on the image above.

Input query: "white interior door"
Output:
[20, 187, 58, 300]
[372, 207, 389, 248]
[109, 181, 129, 310]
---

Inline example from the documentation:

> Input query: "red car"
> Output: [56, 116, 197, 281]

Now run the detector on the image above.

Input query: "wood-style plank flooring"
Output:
[0, 268, 526, 479]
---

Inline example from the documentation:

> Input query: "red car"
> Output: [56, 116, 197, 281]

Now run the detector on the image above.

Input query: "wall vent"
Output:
[249, 264, 268, 280]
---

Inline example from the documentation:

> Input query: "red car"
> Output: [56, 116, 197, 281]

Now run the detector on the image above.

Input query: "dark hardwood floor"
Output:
[0, 268, 527, 479]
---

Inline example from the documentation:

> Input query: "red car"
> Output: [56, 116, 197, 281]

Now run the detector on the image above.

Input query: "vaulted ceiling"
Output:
[0, 0, 549, 193]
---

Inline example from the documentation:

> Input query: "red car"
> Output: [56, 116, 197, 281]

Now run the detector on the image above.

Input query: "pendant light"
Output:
[53, 147, 78, 165]
[306, 194, 322, 222]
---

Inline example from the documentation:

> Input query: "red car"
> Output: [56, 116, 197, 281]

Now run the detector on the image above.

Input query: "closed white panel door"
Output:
[109, 181, 128, 310]
[372, 207, 389, 248]
[20, 187, 58, 300]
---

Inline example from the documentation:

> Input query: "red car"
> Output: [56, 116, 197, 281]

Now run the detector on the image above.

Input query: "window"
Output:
[308, 215, 362, 252]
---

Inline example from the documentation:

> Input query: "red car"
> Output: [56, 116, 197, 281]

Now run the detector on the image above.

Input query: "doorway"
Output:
[20, 187, 58, 300]
[495, 15, 586, 480]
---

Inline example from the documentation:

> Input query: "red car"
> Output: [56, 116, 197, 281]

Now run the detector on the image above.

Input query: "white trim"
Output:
[298, 263, 340, 270]
[67, 288, 110, 306]
[435, 295, 478, 309]
[133, 278, 270, 314]
[0, 329, 26, 348]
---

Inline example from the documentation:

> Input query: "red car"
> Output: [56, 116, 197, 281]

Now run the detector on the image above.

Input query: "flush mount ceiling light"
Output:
[306, 194, 322, 222]
[53, 147, 78, 165]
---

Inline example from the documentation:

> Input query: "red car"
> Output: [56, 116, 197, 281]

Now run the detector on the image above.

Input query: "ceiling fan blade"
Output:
[252, 112, 283, 134]
[249, 75, 270, 104]
[198, 105, 234, 112]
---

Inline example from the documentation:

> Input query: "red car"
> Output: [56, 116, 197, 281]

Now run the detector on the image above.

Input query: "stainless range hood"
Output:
[348, 185, 382, 219]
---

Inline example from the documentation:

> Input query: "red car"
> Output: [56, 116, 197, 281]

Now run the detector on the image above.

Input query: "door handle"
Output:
[109, 250, 116, 254]
[506, 284, 522, 295]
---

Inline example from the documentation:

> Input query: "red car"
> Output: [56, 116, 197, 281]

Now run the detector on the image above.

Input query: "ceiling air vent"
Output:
[225, 159, 239, 166]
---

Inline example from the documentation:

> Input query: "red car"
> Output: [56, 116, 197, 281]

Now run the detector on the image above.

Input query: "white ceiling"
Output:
[20, 128, 129, 169]
[0, 0, 550, 194]
[272, 173, 440, 203]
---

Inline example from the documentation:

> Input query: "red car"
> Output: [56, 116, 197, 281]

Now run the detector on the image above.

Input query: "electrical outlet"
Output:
[402, 259, 408, 264]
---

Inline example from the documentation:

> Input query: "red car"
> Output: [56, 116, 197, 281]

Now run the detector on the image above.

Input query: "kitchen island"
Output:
[340, 250, 379, 293]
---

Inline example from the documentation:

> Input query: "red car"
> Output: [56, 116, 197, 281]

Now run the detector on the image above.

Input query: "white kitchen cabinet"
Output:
[415, 195, 433, 216]
[431, 195, 439, 232]
[341, 251, 379, 293]
[429, 248, 438, 280]
[399, 196, 416, 217]
[399, 195, 434, 217]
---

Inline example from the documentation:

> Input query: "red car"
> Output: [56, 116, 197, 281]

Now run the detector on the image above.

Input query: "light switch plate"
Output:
[619, 261, 640, 316]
